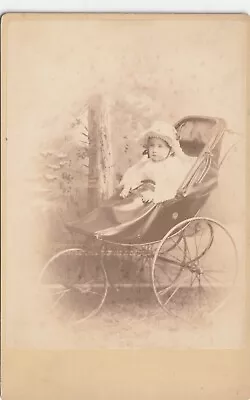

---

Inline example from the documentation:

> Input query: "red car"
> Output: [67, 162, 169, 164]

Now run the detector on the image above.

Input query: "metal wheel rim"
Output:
[151, 217, 238, 326]
[39, 248, 108, 324]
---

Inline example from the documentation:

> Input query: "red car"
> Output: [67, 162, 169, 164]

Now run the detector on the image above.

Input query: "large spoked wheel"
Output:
[39, 248, 108, 325]
[152, 217, 238, 325]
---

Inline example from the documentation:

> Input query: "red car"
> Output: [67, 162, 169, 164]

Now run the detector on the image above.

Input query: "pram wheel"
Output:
[39, 248, 108, 324]
[152, 217, 238, 326]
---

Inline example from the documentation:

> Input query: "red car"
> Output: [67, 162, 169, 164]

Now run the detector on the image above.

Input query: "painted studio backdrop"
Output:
[5, 16, 246, 347]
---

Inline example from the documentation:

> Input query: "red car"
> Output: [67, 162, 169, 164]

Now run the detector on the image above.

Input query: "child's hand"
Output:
[141, 190, 154, 204]
[120, 187, 131, 198]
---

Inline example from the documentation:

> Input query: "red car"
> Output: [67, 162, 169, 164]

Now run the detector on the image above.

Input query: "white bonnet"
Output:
[137, 121, 184, 157]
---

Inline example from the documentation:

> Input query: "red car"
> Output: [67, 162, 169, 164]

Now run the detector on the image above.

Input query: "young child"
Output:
[118, 121, 194, 204]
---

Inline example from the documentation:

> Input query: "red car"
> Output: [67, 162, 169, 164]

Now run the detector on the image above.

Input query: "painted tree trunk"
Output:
[87, 94, 114, 210]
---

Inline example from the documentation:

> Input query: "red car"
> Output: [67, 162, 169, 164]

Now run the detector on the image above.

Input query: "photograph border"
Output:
[1, 12, 250, 399]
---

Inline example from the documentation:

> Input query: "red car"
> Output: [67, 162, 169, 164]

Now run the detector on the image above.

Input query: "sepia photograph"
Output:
[3, 14, 247, 350]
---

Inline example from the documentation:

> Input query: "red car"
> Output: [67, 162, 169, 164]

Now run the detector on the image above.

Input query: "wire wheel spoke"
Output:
[197, 230, 204, 253]
[49, 289, 69, 312]
[182, 237, 192, 262]
[198, 284, 211, 308]
[174, 242, 188, 259]
[159, 251, 184, 265]
[42, 283, 66, 293]
[158, 253, 183, 266]
[197, 276, 203, 308]
[202, 268, 226, 274]
[203, 271, 225, 285]
[158, 285, 174, 297]
[184, 222, 214, 264]
[202, 273, 217, 289]
[190, 273, 197, 287]
[155, 256, 184, 286]
[162, 273, 190, 307]
[75, 283, 104, 296]
[157, 266, 184, 296]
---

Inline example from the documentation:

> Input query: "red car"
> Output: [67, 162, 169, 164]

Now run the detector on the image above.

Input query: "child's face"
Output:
[148, 137, 171, 162]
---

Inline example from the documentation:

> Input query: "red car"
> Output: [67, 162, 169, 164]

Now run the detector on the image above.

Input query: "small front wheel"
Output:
[38, 248, 108, 324]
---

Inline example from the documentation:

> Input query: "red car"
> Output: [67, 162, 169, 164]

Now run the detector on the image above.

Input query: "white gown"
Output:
[120, 154, 196, 203]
